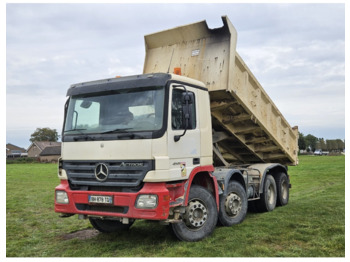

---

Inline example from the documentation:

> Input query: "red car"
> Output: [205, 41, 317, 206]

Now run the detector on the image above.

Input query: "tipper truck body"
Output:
[55, 16, 298, 241]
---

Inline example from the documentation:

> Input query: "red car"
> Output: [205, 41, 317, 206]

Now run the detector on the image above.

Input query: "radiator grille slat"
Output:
[63, 160, 154, 191]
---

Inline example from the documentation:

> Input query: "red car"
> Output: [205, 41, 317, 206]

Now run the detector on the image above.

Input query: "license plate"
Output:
[88, 195, 113, 204]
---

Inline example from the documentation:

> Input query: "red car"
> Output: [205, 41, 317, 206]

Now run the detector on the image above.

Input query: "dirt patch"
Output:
[62, 229, 99, 240]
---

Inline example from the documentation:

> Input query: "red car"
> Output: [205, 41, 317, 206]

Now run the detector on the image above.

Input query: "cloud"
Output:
[237, 17, 345, 135]
[6, 3, 346, 148]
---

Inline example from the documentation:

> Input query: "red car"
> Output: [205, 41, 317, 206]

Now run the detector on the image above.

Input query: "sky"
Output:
[5, 2, 346, 149]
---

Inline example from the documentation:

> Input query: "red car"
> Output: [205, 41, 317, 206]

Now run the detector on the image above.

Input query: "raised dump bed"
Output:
[143, 16, 298, 166]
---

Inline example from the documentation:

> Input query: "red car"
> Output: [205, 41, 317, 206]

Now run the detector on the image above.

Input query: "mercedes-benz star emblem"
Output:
[95, 163, 109, 182]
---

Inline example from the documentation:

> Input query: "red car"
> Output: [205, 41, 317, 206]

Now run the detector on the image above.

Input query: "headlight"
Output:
[56, 190, 69, 204]
[135, 194, 158, 209]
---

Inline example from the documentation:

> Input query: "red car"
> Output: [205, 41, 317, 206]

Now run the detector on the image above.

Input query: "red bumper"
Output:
[55, 180, 170, 220]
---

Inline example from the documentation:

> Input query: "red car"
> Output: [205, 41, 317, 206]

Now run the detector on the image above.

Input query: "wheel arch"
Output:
[183, 165, 219, 210]
[248, 163, 288, 194]
[212, 168, 247, 195]
[227, 171, 246, 191]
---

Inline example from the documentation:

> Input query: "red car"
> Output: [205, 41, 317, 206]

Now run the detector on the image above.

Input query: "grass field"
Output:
[6, 155, 345, 257]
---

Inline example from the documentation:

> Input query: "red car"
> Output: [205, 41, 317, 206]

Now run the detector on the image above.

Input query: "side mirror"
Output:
[181, 92, 194, 130]
[174, 88, 194, 142]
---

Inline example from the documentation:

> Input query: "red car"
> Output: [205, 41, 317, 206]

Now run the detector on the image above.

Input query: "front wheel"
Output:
[218, 181, 247, 226]
[171, 185, 218, 242]
[89, 217, 134, 233]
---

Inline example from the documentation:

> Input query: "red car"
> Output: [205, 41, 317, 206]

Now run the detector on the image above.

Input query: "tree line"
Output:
[298, 133, 345, 152]
[28, 128, 345, 153]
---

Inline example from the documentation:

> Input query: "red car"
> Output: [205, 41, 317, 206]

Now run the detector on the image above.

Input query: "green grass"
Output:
[6, 155, 345, 257]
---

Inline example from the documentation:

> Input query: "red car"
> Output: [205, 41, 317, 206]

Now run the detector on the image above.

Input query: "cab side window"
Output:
[171, 89, 196, 130]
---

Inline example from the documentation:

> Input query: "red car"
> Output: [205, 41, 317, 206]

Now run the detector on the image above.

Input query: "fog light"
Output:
[135, 194, 158, 209]
[56, 190, 69, 204]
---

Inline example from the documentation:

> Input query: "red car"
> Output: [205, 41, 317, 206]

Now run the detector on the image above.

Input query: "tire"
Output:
[218, 181, 247, 226]
[256, 174, 277, 212]
[171, 185, 218, 242]
[275, 172, 289, 206]
[89, 217, 134, 233]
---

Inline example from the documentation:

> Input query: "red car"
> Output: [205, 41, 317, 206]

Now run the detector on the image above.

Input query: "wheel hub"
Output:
[225, 193, 242, 217]
[184, 200, 208, 228]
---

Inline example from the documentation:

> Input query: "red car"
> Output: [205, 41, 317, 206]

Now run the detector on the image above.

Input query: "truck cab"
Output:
[55, 73, 220, 240]
[59, 73, 213, 182]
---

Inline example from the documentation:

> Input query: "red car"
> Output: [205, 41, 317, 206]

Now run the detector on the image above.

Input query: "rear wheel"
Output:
[275, 172, 289, 206]
[89, 217, 134, 233]
[171, 185, 218, 242]
[218, 181, 247, 226]
[256, 174, 277, 212]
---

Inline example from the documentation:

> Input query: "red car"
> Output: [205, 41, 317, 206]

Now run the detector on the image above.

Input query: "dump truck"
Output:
[55, 16, 298, 242]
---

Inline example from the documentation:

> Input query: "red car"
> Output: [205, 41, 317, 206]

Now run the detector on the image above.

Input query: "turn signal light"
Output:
[174, 67, 181, 75]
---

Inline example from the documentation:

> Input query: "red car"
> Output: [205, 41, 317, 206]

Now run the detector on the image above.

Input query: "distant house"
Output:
[6, 143, 27, 158]
[39, 146, 61, 163]
[27, 141, 61, 159]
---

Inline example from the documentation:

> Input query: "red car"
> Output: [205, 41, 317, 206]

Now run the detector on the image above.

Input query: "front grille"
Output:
[88, 185, 142, 193]
[63, 160, 154, 191]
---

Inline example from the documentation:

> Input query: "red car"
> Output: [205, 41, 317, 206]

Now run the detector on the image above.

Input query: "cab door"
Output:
[167, 84, 201, 179]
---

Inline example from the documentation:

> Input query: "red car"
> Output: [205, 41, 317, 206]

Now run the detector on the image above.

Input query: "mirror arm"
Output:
[174, 129, 187, 142]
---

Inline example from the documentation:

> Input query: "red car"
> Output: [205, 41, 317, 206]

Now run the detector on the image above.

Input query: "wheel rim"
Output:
[184, 200, 208, 229]
[225, 193, 242, 217]
[267, 183, 276, 205]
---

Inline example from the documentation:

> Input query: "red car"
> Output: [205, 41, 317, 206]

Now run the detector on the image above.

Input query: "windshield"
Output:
[64, 86, 165, 135]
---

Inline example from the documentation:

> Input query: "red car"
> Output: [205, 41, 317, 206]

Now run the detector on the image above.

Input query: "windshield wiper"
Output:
[64, 128, 87, 134]
[101, 128, 145, 139]
[64, 128, 96, 141]
[73, 135, 96, 141]
[101, 128, 133, 134]
[117, 133, 145, 139]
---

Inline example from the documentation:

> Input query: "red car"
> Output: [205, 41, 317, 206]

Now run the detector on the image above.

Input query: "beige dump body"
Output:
[144, 16, 298, 166]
